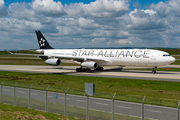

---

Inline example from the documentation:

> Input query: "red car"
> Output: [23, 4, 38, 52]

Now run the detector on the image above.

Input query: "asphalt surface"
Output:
[0, 65, 180, 81]
[1, 86, 178, 120]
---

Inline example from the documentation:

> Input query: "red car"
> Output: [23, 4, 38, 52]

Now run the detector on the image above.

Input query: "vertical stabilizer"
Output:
[36, 31, 54, 49]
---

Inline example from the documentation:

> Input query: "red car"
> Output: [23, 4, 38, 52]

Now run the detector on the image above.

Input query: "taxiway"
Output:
[0, 65, 180, 82]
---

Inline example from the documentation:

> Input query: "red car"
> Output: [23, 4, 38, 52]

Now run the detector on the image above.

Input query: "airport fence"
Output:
[0, 82, 180, 120]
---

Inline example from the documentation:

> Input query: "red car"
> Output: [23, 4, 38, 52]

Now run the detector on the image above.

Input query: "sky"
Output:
[0, 0, 180, 50]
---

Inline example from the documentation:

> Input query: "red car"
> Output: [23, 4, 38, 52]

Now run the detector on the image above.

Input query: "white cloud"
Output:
[1, 0, 180, 49]
[127, 9, 168, 30]
[32, 0, 66, 17]
[84, 0, 130, 17]
[0, 0, 8, 17]
[9, 2, 37, 21]
[142, 9, 156, 15]
[65, 0, 130, 18]
[0, 0, 4, 5]
[149, 2, 171, 17]
[117, 39, 132, 44]
[169, 0, 180, 17]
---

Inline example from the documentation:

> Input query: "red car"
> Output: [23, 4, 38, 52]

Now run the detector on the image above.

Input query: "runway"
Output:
[0, 65, 180, 82]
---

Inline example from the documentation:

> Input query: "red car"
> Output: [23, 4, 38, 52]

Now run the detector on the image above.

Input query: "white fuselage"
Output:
[41, 49, 175, 67]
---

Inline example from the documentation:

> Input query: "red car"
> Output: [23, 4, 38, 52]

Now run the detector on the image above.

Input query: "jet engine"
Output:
[81, 62, 98, 69]
[45, 58, 61, 66]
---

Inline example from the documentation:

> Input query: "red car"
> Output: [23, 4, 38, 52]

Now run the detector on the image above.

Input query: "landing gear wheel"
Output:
[152, 70, 156, 74]
[95, 67, 104, 71]
[82, 68, 86, 72]
[76, 68, 82, 72]
[100, 67, 103, 71]
[76, 68, 90, 72]
[152, 67, 157, 74]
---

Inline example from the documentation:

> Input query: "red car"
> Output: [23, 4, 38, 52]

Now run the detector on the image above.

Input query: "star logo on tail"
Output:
[39, 38, 45, 47]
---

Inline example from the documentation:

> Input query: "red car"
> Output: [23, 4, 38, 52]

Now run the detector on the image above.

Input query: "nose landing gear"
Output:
[152, 67, 157, 74]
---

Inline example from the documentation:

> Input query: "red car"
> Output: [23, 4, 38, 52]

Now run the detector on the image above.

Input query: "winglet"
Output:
[4, 49, 13, 54]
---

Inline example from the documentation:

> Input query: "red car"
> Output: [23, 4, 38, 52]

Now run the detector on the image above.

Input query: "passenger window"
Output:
[163, 54, 171, 57]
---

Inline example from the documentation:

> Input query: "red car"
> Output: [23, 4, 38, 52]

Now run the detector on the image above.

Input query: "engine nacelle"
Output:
[36, 49, 44, 54]
[45, 58, 61, 66]
[81, 62, 98, 69]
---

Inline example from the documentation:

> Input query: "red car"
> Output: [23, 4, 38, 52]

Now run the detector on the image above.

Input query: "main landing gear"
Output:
[76, 67, 91, 72]
[95, 66, 103, 71]
[75, 66, 104, 72]
[152, 67, 157, 74]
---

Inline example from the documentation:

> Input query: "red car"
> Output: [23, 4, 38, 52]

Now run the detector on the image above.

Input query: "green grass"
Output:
[0, 102, 80, 120]
[0, 71, 180, 108]
[173, 56, 180, 59]
[171, 60, 180, 65]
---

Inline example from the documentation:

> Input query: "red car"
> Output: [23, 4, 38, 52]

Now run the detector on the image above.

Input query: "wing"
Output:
[51, 55, 111, 64]
[4, 49, 49, 59]
[4, 49, 111, 64]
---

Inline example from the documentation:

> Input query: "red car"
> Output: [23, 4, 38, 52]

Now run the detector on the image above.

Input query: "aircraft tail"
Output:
[35, 31, 54, 49]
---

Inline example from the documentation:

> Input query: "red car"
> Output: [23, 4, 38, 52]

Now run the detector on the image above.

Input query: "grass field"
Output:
[0, 71, 180, 107]
[0, 103, 80, 120]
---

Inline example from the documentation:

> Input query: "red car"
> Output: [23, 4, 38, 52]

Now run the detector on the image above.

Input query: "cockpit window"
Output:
[163, 54, 171, 57]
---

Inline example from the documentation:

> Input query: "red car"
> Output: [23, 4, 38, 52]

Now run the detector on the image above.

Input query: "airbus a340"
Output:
[6, 31, 176, 74]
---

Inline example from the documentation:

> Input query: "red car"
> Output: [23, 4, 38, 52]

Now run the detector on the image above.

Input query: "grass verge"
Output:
[0, 102, 80, 120]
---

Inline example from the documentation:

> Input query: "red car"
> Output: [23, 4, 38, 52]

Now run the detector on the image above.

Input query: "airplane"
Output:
[5, 31, 176, 74]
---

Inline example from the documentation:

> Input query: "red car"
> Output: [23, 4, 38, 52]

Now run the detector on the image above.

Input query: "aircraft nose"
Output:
[170, 56, 176, 63]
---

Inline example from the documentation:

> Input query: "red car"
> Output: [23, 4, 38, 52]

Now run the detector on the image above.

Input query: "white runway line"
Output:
[31, 93, 37, 95]
[117, 106, 132, 109]
[47, 95, 53, 97]
[60, 97, 69, 100]
[147, 109, 161, 113]
[3, 89, 9, 91]
[77, 100, 86, 103]
[17, 91, 24, 93]
[96, 102, 108, 106]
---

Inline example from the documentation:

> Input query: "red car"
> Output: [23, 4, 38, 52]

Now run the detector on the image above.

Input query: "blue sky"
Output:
[4, 0, 95, 5]
[4, 0, 165, 4]
[0, 0, 180, 50]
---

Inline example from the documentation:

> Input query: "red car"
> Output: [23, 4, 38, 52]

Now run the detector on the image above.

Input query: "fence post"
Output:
[85, 91, 90, 120]
[13, 82, 18, 106]
[44, 86, 50, 112]
[142, 96, 146, 120]
[111, 93, 116, 120]
[1, 81, 4, 103]
[87, 94, 89, 120]
[63, 88, 69, 116]
[109, 93, 116, 120]
[177, 101, 180, 120]
[28, 84, 33, 109]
